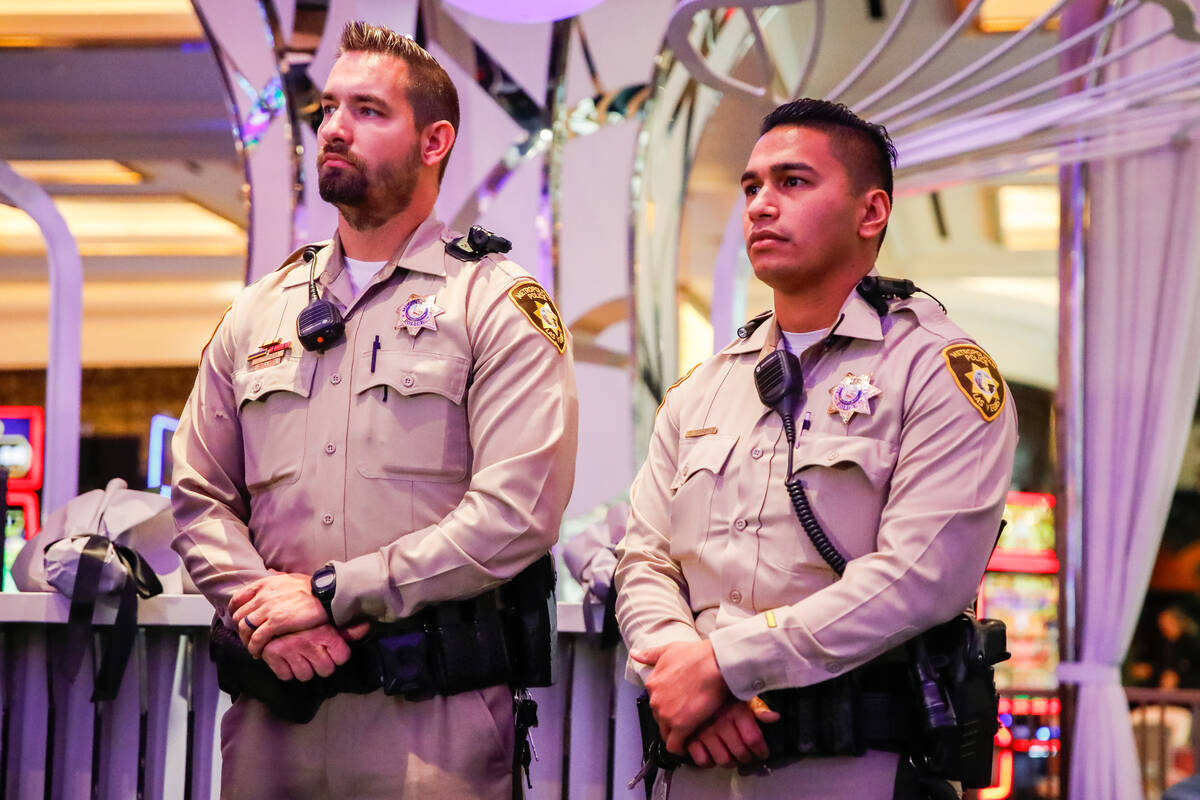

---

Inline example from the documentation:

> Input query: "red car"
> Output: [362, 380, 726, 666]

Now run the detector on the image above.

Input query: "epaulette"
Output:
[737, 309, 774, 339]
[446, 225, 512, 262]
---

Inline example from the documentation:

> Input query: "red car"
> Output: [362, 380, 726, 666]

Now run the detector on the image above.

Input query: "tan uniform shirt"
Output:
[171, 216, 579, 625]
[615, 287, 1017, 700]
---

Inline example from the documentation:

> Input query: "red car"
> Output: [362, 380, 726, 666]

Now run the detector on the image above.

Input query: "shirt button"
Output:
[402, 375, 415, 388]
[252, 382, 261, 393]
[322, 513, 334, 525]
[752, 679, 765, 691]
[330, 374, 341, 385]
[729, 590, 742, 603]
[324, 442, 336, 455]
[826, 661, 844, 673]
[826, 451, 839, 461]
[751, 447, 763, 459]
[734, 518, 747, 531]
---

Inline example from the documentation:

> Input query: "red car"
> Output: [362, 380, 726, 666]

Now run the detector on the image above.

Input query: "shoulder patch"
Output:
[941, 343, 1005, 422]
[508, 280, 566, 353]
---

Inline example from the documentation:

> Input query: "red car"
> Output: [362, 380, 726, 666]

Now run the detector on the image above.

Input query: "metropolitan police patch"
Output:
[942, 343, 1005, 422]
[508, 280, 566, 353]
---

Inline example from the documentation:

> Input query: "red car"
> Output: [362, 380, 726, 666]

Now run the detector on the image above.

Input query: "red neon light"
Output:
[0, 406, 45, 492]
[6, 491, 40, 537]
[1005, 490, 1055, 509]
[979, 751, 1014, 799]
[987, 548, 1060, 574]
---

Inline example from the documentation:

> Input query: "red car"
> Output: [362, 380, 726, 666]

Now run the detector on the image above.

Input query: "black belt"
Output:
[209, 555, 557, 724]
[638, 667, 916, 773]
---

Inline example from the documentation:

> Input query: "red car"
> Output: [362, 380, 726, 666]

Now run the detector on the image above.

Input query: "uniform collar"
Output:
[280, 215, 448, 290]
[720, 275, 885, 356]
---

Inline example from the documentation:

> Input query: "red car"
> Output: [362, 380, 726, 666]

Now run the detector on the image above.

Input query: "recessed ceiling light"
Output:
[0, 1, 203, 46]
[959, 0, 1061, 34]
[0, 196, 245, 257]
[8, 160, 143, 186]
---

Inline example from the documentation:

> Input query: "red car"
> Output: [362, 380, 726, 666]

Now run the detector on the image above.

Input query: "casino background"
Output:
[2, 2, 1200, 798]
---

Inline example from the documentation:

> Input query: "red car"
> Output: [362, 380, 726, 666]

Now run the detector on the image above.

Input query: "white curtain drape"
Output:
[1061, 5, 1200, 798]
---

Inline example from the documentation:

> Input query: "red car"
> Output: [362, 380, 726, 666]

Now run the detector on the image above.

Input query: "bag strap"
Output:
[61, 534, 165, 701]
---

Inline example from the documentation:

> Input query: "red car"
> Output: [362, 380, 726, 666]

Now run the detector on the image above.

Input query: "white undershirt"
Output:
[780, 328, 825, 356]
[344, 257, 388, 297]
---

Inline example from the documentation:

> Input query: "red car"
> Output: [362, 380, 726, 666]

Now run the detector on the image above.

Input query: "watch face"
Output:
[314, 568, 335, 592]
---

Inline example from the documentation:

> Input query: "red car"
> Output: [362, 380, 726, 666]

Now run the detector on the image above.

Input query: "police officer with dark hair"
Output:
[171, 21, 577, 799]
[615, 99, 1017, 798]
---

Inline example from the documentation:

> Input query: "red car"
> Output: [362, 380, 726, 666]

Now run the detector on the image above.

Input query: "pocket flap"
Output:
[792, 433, 896, 488]
[672, 433, 739, 490]
[354, 349, 470, 404]
[233, 357, 315, 406]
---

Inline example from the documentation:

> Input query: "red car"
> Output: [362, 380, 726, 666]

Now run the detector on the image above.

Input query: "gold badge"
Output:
[828, 373, 882, 423]
[508, 280, 565, 353]
[396, 293, 444, 338]
[941, 344, 1005, 422]
[247, 338, 291, 371]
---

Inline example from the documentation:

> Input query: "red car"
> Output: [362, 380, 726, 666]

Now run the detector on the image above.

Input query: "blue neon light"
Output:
[148, 414, 179, 497]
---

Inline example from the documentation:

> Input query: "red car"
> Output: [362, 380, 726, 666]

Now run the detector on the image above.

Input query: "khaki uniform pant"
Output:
[656, 749, 901, 800]
[220, 686, 514, 799]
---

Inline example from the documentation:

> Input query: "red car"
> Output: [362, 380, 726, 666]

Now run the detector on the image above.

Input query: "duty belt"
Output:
[638, 662, 915, 773]
[210, 555, 556, 724]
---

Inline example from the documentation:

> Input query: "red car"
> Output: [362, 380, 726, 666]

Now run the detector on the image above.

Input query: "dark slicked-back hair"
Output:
[338, 21, 459, 179]
[761, 99, 896, 204]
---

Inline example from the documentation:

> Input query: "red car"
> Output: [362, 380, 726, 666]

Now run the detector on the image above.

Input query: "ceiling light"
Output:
[959, 0, 1061, 34]
[0, 196, 245, 257]
[994, 185, 1059, 251]
[8, 160, 143, 186]
[0, 1, 203, 46]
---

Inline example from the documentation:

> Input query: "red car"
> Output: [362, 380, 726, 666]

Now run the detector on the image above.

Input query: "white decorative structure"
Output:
[0, 160, 81, 516]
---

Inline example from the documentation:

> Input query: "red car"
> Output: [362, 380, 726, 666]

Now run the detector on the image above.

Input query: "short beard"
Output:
[319, 146, 420, 231]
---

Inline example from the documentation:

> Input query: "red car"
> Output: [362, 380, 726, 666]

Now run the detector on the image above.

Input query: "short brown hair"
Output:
[338, 21, 459, 179]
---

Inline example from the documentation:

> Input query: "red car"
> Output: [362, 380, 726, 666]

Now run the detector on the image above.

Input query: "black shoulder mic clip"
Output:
[856, 275, 946, 317]
[446, 225, 512, 262]
[296, 245, 345, 352]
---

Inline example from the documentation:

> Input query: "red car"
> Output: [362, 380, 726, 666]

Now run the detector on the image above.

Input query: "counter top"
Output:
[0, 593, 604, 633]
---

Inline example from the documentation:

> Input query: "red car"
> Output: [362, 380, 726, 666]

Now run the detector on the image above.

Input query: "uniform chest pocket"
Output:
[670, 433, 739, 491]
[763, 433, 898, 570]
[668, 434, 738, 564]
[234, 357, 316, 491]
[791, 433, 897, 489]
[352, 349, 471, 481]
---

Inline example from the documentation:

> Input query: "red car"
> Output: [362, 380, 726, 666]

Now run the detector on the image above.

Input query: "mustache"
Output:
[318, 145, 364, 171]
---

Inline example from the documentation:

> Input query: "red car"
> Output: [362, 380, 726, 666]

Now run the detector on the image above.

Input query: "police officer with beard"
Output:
[171, 21, 577, 799]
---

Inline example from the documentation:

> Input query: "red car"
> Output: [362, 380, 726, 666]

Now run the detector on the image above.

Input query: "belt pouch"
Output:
[819, 674, 865, 756]
[430, 596, 511, 694]
[791, 690, 820, 756]
[371, 626, 437, 700]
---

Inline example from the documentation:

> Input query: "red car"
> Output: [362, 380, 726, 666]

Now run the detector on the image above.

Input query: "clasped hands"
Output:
[228, 572, 368, 683]
[632, 640, 779, 770]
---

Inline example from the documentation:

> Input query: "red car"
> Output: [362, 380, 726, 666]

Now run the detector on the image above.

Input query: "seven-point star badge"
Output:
[396, 293, 444, 337]
[828, 372, 882, 423]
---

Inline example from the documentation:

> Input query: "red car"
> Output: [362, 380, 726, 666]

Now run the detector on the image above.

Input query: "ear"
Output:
[420, 120, 456, 170]
[857, 188, 890, 241]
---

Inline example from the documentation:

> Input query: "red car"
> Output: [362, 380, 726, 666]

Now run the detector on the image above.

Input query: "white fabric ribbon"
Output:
[1056, 661, 1120, 685]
